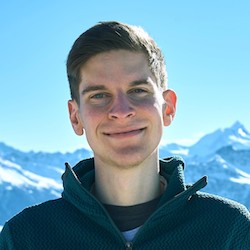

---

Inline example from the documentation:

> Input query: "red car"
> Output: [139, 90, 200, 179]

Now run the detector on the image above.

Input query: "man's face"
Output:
[68, 50, 175, 168]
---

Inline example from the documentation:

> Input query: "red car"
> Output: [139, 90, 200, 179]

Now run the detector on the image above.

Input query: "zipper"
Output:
[125, 242, 133, 249]
[131, 176, 208, 243]
[87, 192, 128, 246]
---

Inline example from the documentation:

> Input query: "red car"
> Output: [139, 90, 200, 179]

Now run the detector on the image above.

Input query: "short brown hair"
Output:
[66, 21, 167, 103]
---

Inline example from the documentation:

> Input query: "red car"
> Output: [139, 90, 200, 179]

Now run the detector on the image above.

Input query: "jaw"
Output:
[93, 141, 160, 170]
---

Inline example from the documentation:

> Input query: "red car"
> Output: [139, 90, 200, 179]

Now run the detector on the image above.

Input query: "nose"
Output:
[108, 93, 135, 120]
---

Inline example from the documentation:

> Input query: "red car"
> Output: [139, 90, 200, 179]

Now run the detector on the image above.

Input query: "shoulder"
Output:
[4, 198, 68, 230]
[0, 198, 66, 248]
[191, 191, 250, 223]
[187, 192, 250, 246]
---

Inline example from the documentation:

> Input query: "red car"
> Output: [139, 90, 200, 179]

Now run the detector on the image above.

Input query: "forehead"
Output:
[79, 50, 155, 85]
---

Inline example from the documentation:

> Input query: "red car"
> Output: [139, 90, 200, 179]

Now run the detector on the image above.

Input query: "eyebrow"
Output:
[81, 79, 152, 95]
[81, 85, 107, 95]
[130, 79, 152, 87]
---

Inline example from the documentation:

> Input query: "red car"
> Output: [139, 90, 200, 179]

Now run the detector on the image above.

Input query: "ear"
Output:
[162, 89, 177, 126]
[68, 100, 84, 136]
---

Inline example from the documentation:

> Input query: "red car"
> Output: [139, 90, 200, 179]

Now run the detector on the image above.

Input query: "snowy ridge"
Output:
[0, 121, 249, 230]
[188, 121, 250, 157]
[0, 158, 61, 189]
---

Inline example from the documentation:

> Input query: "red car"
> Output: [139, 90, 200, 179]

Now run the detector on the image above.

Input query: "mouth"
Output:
[104, 128, 146, 138]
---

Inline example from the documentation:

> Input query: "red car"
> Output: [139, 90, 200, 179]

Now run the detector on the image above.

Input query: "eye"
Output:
[132, 88, 147, 93]
[88, 92, 112, 106]
[129, 88, 149, 96]
[90, 93, 109, 99]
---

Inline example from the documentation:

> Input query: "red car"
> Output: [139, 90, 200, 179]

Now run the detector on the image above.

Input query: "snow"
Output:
[0, 158, 21, 170]
[188, 121, 250, 157]
[238, 128, 248, 137]
[170, 148, 189, 155]
[0, 159, 61, 190]
[22, 170, 62, 189]
[229, 134, 250, 148]
[230, 169, 250, 184]
[0, 165, 27, 186]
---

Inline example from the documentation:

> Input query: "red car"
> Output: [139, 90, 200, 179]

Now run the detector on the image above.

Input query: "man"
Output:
[0, 21, 249, 249]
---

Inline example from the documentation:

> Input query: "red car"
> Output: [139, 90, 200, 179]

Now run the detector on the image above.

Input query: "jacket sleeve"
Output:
[0, 223, 15, 250]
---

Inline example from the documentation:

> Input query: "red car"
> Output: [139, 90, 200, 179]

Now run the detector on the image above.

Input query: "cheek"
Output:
[81, 107, 105, 130]
[136, 95, 162, 110]
[151, 102, 165, 128]
[135, 97, 163, 121]
[148, 99, 164, 118]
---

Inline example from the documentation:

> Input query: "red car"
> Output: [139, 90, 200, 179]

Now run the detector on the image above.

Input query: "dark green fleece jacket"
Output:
[0, 157, 249, 249]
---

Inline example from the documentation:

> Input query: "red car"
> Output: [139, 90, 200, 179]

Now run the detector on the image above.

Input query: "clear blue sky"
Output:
[1, 0, 249, 153]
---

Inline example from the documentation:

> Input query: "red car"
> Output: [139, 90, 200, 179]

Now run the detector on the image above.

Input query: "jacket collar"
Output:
[62, 156, 207, 216]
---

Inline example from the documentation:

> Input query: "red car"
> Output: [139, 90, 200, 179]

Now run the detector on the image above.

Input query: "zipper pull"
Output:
[125, 242, 133, 250]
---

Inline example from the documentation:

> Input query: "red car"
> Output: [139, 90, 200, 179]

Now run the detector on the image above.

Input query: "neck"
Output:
[93, 154, 161, 206]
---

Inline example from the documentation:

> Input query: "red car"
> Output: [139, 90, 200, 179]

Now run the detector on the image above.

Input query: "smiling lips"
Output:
[104, 127, 146, 138]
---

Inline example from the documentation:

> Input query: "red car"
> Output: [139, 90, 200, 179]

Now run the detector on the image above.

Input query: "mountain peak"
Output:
[224, 121, 250, 140]
[229, 121, 249, 134]
[189, 121, 250, 157]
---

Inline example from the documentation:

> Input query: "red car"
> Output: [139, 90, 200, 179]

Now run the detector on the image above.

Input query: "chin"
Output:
[110, 148, 158, 169]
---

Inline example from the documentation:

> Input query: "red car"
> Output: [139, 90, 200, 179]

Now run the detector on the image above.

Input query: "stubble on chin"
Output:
[95, 145, 158, 170]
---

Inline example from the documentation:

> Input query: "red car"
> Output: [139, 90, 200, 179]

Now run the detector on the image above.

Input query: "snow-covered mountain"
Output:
[0, 145, 92, 227]
[0, 121, 250, 229]
[188, 121, 250, 157]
